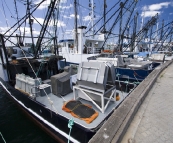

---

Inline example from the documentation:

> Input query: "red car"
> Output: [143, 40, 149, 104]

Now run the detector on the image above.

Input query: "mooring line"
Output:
[0, 132, 6, 143]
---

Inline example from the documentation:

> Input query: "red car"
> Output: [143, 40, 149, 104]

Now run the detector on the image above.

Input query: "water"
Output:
[0, 85, 58, 143]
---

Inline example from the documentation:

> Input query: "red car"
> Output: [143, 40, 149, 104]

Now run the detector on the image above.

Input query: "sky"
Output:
[0, 0, 173, 46]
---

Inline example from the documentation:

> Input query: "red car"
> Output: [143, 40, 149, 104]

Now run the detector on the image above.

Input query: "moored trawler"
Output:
[1, 0, 173, 142]
[0, 60, 136, 143]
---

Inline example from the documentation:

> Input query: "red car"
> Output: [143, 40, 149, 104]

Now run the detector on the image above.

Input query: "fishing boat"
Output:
[0, 0, 171, 142]
[0, 38, 160, 143]
[0, 0, 137, 142]
[0, 52, 136, 143]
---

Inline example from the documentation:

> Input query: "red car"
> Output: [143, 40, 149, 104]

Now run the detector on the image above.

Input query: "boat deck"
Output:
[36, 89, 129, 130]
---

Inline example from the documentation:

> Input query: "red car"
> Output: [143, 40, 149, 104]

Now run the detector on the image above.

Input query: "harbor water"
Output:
[0, 85, 58, 143]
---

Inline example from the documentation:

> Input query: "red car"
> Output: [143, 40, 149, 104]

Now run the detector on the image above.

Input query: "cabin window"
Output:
[68, 44, 71, 48]
[59, 43, 63, 48]
[94, 42, 98, 48]
[85, 42, 89, 47]
[90, 42, 92, 47]
[28, 48, 32, 53]
[12, 49, 17, 54]
[71, 44, 74, 48]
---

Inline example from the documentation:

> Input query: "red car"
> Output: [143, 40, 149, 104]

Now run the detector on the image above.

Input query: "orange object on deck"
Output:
[62, 100, 99, 124]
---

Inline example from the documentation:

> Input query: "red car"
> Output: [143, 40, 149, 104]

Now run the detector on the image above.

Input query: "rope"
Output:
[133, 81, 140, 85]
[36, 61, 46, 76]
[116, 73, 121, 89]
[133, 71, 140, 84]
[133, 70, 145, 78]
[117, 73, 124, 99]
[19, 46, 59, 114]
[116, 70, 141, 86]
[68, 118, 74, 143]
[0, 132, 6, 143]
[124, 75, 129, 93]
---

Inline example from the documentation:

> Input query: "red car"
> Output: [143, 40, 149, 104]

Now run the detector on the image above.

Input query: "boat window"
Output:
[68, 44, 71, 48]
[12, 49, 17, 54]
[71, 44, 74, 48]
[94, 42, 98, 48]
[58, 43, 63, 48]
[85, 42, 89, 47]
[90, 42, 92, 47]
[28, 48, 32, 53]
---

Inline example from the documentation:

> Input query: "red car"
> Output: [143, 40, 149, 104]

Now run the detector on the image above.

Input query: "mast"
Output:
[89, 0, 95, 38]
[149, 22, 154, 52]
[91, 0, 95, 38]
[155, 22, 159, 41]
[34, 0, 58, 58]
[14, 0, 21, 37]
[160, 19, 164, 41]
[103, 0, 107, 39]
[27, 0, 34, 49]
[118, 2, 123, 52]
[103, 0, 106, 32]
[131, 12, 138, 52]
[127, 25, 130, 44]
[74, 0, 78, 52]
[53, 10, 58, 55]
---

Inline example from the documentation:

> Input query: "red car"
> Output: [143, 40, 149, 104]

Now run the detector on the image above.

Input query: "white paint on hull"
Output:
[0, 63, 8, 81]
[60, 53, 99, 63]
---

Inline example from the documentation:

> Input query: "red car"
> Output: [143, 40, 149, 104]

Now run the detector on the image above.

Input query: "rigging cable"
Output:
[1, 1, 10, 28]
[124, 20, 173, 51]
[22, 3, 27, 43]
[3, 0, 45, 42]
[0, 0, 12, 45]
[3, 0, 14, 18]
[14, 0, 22, 37]
[59, 0, 73, 40]
[85, 0, 121, 34]
[0, 132, 6, 143]
[18, 44, 59, 114]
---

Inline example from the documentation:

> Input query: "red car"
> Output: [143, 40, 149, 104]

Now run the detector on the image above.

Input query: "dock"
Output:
[89, 60, 173, 143]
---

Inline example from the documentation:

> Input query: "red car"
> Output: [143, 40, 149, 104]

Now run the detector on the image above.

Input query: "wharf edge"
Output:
[89, 60, 173, 143]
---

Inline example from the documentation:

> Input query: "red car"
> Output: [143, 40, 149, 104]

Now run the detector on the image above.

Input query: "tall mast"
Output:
[103, 0, 106, 38]
[131, 12, 138, 52]
[160, 19, 164, 41]
[27, 0, 34, 46]
[74, 0, 78, 53]
[118, 2, 123, 52]
[34, 0, 57, 58]
[14, 0, 21, 37]
[103, 0, 106, 31]
[53, 9, 58, 55]
[155, 22, 159, 41]
[89, 0, 95, 38]
[91, 0, 94, 38]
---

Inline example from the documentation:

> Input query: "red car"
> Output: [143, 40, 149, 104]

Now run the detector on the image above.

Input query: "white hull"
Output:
[59, 53, 99, 63]
[0, 63, 8, 81]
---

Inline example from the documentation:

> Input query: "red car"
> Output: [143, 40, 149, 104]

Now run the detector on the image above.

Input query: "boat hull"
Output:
[0, 77, 95, 143]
